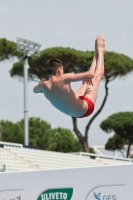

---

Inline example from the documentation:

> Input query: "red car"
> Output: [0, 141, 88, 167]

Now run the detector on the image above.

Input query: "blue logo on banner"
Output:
[94, 192, 101, 200]
[93, 192, 117, 200]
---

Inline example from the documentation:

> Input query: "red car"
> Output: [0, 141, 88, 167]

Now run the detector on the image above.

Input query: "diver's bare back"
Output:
[42, 75, 88, 117]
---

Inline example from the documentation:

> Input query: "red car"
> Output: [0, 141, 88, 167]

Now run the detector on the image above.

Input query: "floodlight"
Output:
[17, 37, 41, 56]
[18, 45, 24, 51]
[17, 37, 41, 146]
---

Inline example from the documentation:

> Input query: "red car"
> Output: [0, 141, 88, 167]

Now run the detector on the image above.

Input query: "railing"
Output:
[72, 152, 133, 162]
[0, 141, 23, 147]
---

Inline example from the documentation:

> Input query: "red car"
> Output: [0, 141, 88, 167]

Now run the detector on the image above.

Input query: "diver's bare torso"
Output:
[41, 76, 88, 117]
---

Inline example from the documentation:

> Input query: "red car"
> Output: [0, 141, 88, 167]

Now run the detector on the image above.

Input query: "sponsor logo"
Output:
[37, 188, 73, 200]
[2, 196, 21, 200]
[94, 192, 117, 200]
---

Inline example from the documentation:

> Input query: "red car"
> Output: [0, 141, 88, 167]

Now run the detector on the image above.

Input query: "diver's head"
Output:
[45, 58, 63, 77]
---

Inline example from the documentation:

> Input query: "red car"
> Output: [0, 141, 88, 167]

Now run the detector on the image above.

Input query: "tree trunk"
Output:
[72, 117, 89, 152]
[127, 143, 132, 158]
[82, 138, 89, 152]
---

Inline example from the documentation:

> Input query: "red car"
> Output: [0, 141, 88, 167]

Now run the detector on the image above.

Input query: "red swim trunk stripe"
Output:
[78, 96, 94, 118]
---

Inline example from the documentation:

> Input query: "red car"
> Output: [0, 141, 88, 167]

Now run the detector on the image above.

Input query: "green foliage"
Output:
[0, 120, 23, 143]
[104, 52, 133, 78]
[19, 117, 52, 147]
[10, 47, 133, 80]
[105, 134, 126, 150]
[0, 38, 22, 61]
[0, 118, 82, 153]
[89, 147, 96, 154]
[100, 112, 133, 157]
[50, 127, 82, 152]
[100, 112, 133, 138]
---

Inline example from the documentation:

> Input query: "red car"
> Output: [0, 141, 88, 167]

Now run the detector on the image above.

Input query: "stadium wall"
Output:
[0, 164, 133, 200]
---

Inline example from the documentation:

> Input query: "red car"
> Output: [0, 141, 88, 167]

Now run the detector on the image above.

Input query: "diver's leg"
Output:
[75, 40, 98, 96]
[84, 35, 105, 104]
[75, 81, 88, 96]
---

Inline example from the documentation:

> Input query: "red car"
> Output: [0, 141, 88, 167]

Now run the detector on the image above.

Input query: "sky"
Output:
[0, 0, 133, 154]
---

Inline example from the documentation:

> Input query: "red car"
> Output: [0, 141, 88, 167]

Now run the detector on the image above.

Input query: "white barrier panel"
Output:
[0, 164, 133, 200]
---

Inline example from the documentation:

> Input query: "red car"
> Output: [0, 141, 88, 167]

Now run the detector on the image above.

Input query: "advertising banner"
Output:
[0, 164, 133, 200]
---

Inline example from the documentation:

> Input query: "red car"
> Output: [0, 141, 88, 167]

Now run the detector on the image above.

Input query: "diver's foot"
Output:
[96, 35, 106, 54]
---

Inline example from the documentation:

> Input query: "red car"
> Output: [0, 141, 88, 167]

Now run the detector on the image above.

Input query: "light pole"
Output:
[17, 37, 41, 146]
